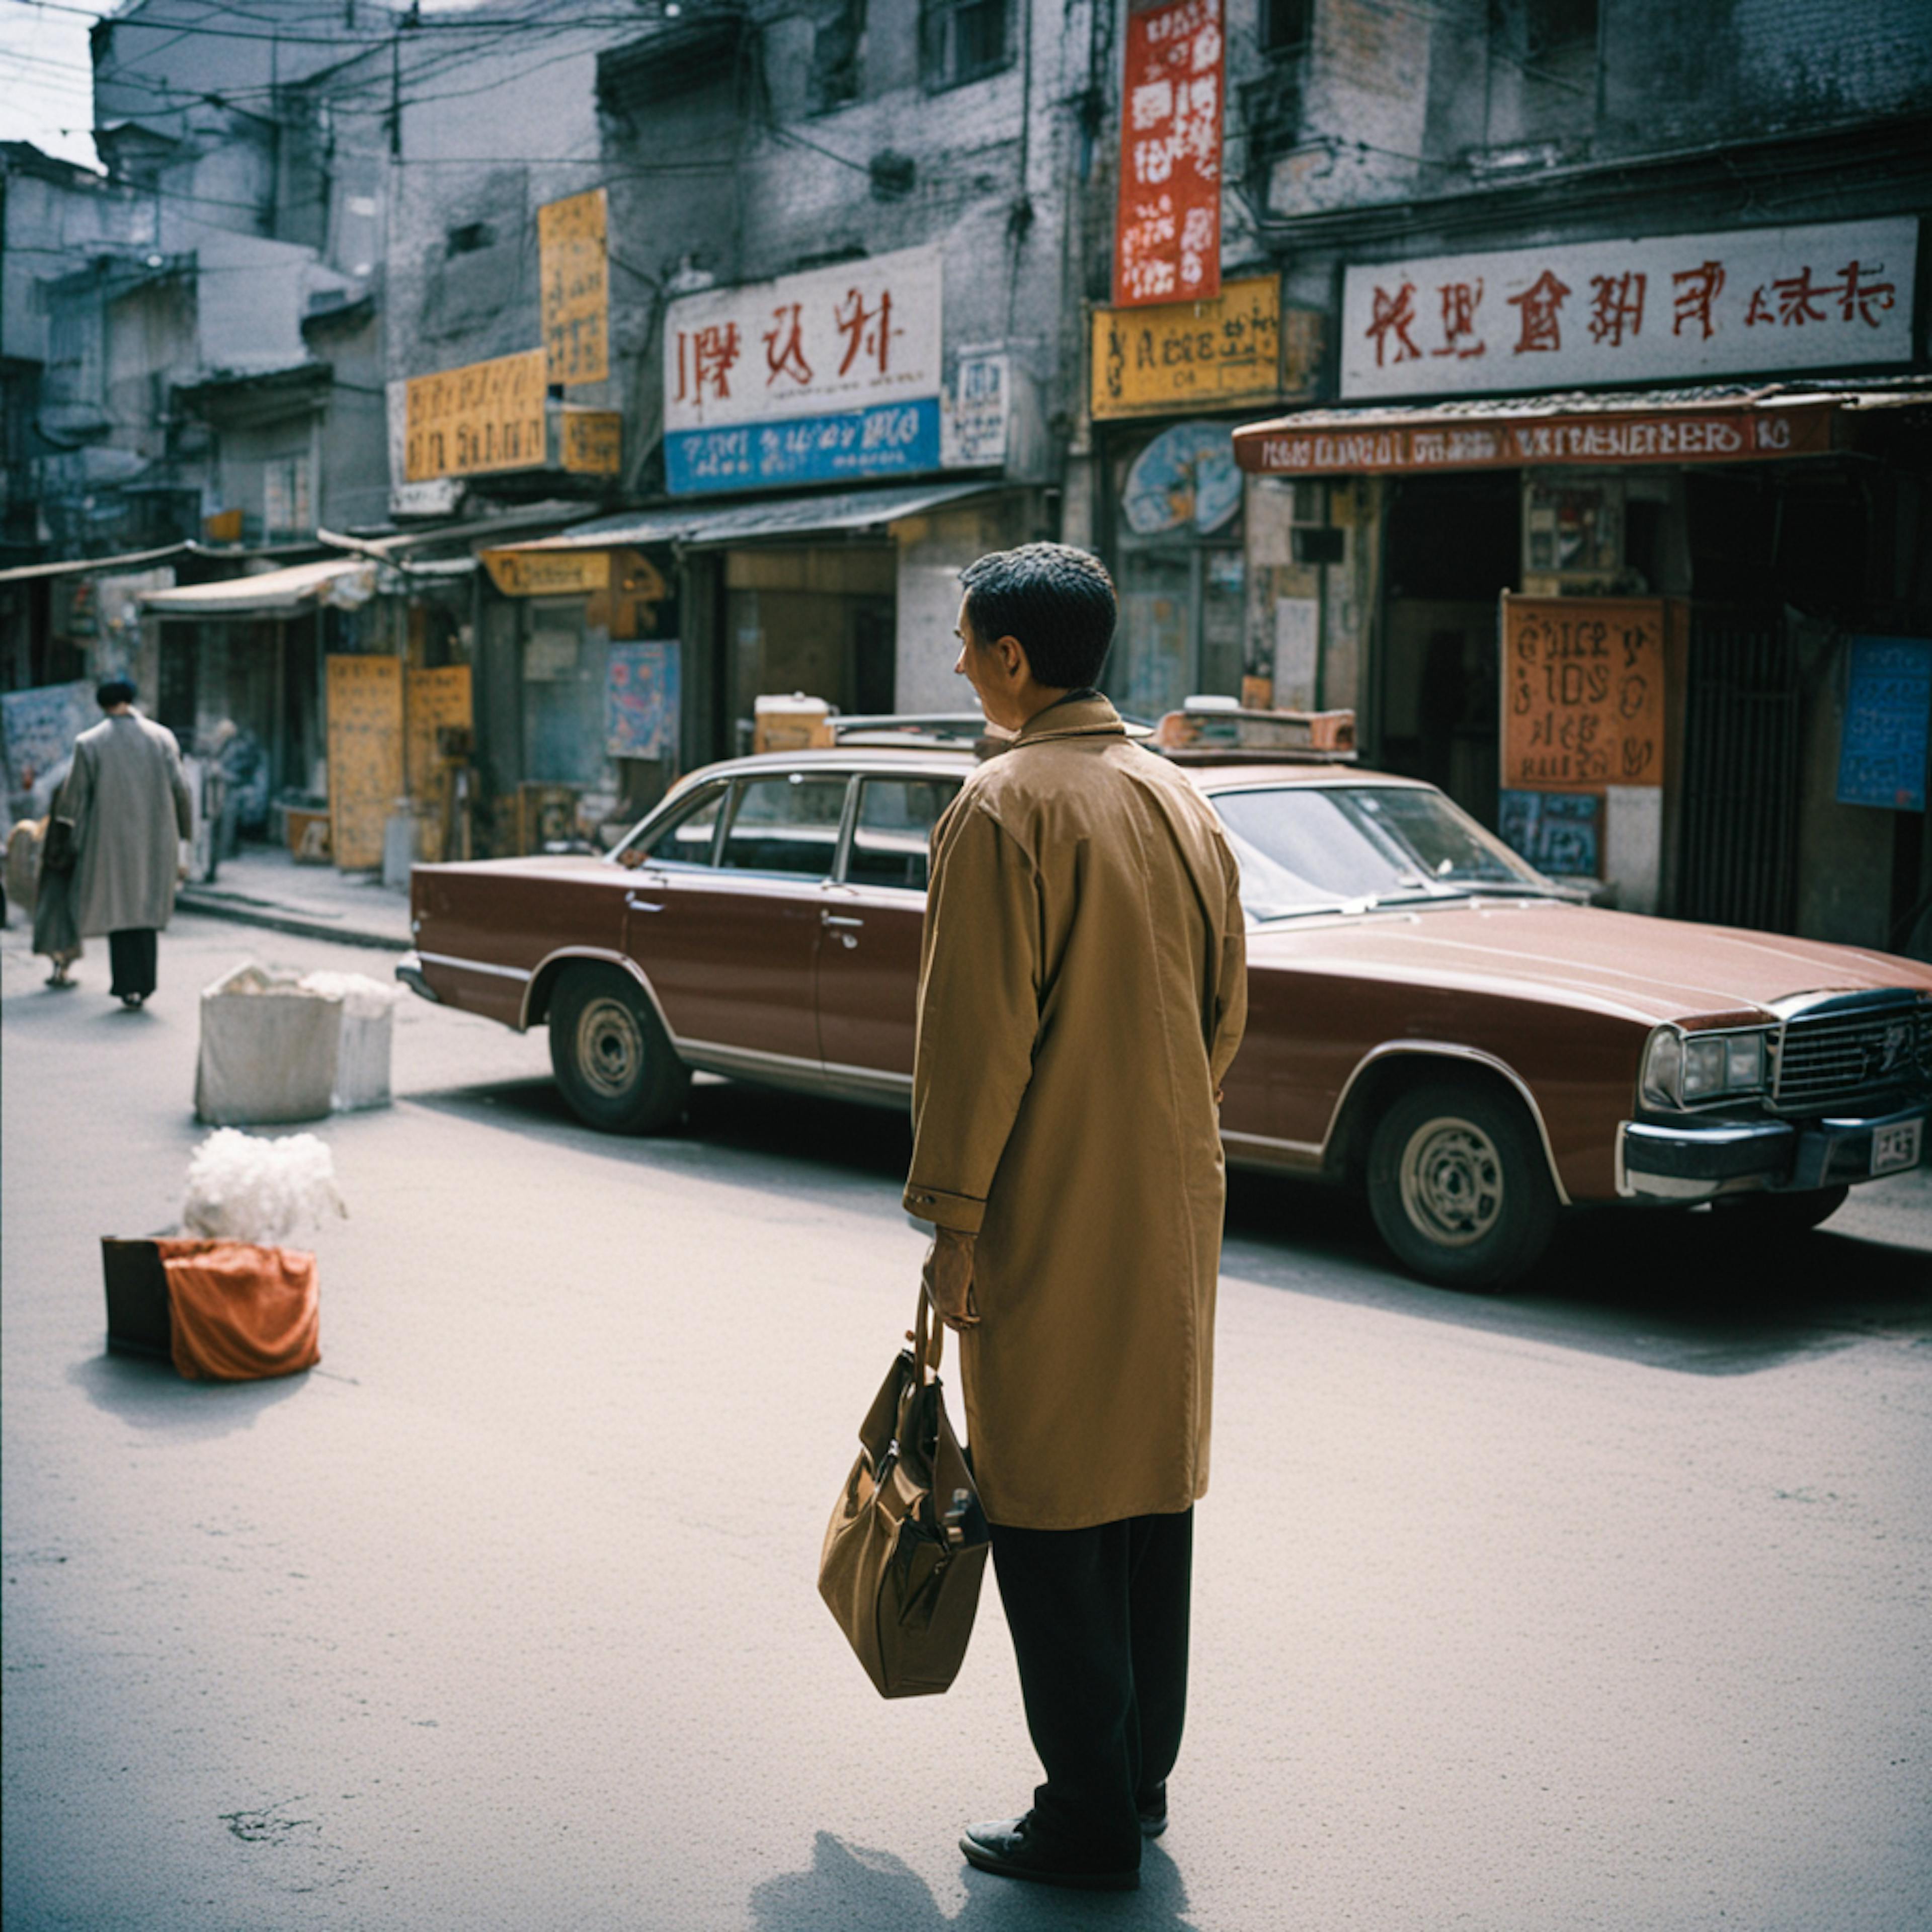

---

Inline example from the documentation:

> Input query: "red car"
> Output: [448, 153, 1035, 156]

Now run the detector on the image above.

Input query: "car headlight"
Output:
[1641, 1025, 1770, 1108]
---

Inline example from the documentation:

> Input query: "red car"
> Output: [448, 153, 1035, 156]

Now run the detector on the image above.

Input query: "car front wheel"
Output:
[547, 962, 690, 1134]
[1366, 1079, 1560, 1290]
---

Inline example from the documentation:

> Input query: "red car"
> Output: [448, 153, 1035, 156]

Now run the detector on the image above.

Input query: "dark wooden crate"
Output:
[101, 1238, 173, 1360]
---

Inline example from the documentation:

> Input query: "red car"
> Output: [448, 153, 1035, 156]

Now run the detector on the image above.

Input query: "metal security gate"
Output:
[1676, 609, 1801, 932]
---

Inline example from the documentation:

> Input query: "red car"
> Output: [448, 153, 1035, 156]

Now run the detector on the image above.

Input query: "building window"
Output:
[445, 221, 496, 257]
[921, 0, 1010, 93]
[809, 0, 865, 113]
[1260, 0, 1314, 55]
[1524, 0, 1597, 63]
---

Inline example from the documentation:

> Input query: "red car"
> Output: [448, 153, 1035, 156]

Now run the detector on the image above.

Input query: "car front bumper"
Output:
[1618, 1100, 1928, 1201]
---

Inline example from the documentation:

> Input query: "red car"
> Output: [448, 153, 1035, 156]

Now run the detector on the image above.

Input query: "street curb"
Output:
[177, 890, 411, 954]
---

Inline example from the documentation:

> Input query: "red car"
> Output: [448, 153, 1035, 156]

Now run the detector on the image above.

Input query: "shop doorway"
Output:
[1378, 472, 1520, 829]
[723, 546, 896, 743]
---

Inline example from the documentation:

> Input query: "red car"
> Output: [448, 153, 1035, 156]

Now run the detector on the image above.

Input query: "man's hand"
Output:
[922, 1227, 980, 1332]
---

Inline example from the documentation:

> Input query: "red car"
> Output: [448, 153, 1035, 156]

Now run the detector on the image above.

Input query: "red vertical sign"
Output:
[1113, 0, 1224, 308]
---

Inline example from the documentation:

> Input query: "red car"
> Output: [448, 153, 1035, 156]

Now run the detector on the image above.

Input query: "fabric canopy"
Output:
[157, 1239, 320, 1382]
[141, 556, 375, 616]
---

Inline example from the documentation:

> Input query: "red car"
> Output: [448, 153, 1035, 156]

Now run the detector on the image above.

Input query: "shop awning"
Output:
[140, 557, 378, 616]
[1232, 380, 1930, 477]
[500, 479, 1002, 553]
[0, 541, 202, 585]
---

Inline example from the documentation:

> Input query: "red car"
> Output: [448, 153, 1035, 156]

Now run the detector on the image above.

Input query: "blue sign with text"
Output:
[1836, 635, 1930, 812]
[665, 398, 941, 496]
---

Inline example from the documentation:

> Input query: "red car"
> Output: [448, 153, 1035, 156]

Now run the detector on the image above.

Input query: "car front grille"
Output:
[1773, 998, 1932, 1113]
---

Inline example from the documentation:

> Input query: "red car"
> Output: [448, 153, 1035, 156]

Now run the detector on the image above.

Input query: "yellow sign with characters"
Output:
[479, 548, 611, 597]
[561, 409, 622, 475]
[539, 188, 610, 386]
[1502, 596, 1667, 791]
[1093, 277, 1310, 419]
[404, 348, 547, 482]
[326, 655, 404, 870]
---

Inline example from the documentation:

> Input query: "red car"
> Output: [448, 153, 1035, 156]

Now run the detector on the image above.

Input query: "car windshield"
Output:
[1211, 784, 1555, 921]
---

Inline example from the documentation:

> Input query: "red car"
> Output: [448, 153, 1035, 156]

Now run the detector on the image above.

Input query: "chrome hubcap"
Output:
[577, 997, 643, 1099]
[1399, 1116, 1504, 1247]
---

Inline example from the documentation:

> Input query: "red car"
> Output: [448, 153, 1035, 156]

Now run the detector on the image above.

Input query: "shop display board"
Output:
[406, 665, 473, 798]
[1499, 789, 1602, 875]
[1112, 0, 1223, 307]
[1836, 635, 1931, 812]
[327, 656, 404, 870]
[1501, 595, 1665, 790]
[606, 641, 679, 762]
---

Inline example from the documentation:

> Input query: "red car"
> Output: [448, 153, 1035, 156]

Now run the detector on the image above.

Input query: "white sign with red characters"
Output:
[1113, 0, 1224, 308]
[1341, 218, 1915, 400]
[663, 246, 942, 494]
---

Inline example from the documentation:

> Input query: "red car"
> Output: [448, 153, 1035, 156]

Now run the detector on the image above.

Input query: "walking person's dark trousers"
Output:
[988, 1506, 1193, 1870]
[108, 928, 158, 1001]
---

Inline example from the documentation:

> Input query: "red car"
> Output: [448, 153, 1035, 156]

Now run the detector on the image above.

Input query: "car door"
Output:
[630, 769, 850, 1074]
[815, 772, 960, 1098]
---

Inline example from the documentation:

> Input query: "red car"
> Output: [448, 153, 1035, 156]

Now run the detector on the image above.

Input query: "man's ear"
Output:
[997, 634, 1029, 683]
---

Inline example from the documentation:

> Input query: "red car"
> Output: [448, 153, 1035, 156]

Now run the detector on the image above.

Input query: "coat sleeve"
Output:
[164, 730, 193, 840]
[902, 799, 1040, 1236]
[1208, 841, 1248, 1091]
[55, 740, 93, 838]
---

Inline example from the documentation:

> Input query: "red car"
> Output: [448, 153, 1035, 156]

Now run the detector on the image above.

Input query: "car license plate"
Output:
[1871, 1118, 1923, 1176]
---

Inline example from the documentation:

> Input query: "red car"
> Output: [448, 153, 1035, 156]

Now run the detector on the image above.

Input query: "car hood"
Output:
[1243, 899, 1932, 1025]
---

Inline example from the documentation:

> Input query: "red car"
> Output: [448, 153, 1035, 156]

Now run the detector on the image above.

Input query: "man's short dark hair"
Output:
[958, 543, 1116, 690]
[96, 677, 136, 708]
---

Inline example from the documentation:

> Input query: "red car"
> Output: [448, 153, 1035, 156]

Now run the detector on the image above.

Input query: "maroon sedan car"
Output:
[399, 730, 1931, 1287]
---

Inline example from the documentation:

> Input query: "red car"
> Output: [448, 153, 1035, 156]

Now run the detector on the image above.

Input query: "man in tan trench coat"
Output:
[57, 678, 194, 1008]
[904, 543, 1247, 1892]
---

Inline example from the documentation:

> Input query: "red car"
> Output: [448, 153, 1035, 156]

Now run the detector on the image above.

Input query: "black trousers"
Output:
[108, 928, 158, 1000]
[988, 1506, 1192, 1869]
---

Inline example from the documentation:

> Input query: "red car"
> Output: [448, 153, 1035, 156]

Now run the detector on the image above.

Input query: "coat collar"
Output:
[1013, 691, 1126, 747]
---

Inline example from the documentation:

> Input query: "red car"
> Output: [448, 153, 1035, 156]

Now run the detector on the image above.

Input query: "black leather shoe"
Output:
[1137, 1783, 1169, 1837]
[960, 1815, 1140, 1892]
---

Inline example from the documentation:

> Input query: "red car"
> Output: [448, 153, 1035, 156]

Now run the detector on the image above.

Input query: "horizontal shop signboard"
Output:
[663, 246, 942, 494]
[404, 349, 547, 481]
[1342, 218, 1915, 400]
[1239, 398, 1836, 475]
[1093, 277, 1312, 418]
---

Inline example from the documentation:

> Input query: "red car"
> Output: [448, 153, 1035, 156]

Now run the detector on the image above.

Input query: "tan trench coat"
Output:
[60, 712, 193, 938]
[903, 694, 1247, 1530]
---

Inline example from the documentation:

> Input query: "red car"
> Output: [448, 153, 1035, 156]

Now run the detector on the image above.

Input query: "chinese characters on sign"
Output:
[1092, 276, 1306, 417]
[404, 349, 547, 481]
[537, 189, 610, 385]
[662, 247, 942, 494]
[561, 410, 622, 475]
[326, 654, 404, 871]
[1341, 219, 1915, 398]
[1112, 0, 1223, 308]
[1502, 597, 1666, 792]
[1836, 636, 1931, 813]
[1239, 400, 1836, 475]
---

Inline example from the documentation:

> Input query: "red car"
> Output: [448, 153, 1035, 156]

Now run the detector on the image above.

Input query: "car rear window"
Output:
[844, 778, 958, 891]
[719, 774, 850, 877]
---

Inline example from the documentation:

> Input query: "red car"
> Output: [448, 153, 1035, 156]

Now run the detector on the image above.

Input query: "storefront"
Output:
[1235, 381, 1932, 952]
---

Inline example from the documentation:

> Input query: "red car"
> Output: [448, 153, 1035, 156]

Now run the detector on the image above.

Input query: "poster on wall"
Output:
[607, 641, 680, 763]
[1501, 595, 1666, 791]
[538, 188, 610, 386]
[1112, 0, 1223, 308]
[663, 246, 942, 494]
[1341, 217, 1916, 400]
[1836, 635, 1931, 813]
[1499, 789, 1602, 875]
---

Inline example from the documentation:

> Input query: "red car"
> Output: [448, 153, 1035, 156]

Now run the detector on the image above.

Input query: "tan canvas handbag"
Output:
[818, 1288, 990, 1698]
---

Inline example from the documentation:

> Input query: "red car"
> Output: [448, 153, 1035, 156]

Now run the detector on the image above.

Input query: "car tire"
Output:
[1712, 1184, 1850, 1236]
[1366, 1078, 1560, 1290]
[547, 962, 690, 1135]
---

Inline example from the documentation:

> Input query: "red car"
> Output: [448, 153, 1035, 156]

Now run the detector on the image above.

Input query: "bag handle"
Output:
[913, 1284, 944, 1382]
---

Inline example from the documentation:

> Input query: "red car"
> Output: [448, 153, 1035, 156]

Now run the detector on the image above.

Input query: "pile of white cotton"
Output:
[182, 1128, 348, 1246]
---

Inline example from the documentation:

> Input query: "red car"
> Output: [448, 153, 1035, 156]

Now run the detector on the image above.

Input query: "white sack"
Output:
[182, 1127, 347, 1245]
[300, 971, 404, 1111]
[195, 961, 341, 1125]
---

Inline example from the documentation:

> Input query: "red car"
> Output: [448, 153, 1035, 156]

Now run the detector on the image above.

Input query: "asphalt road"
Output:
[5, 912, 1930, 1932]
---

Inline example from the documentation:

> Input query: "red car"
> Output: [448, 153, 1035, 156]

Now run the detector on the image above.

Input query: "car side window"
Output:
[844, 777, 959, 891]
[718, 773, 850, 877]
[630, 786, 725, 868]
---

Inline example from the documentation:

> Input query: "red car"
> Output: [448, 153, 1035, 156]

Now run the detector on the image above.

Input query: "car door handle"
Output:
[822, 912, 864, 928]
[626, 893, 664, 912]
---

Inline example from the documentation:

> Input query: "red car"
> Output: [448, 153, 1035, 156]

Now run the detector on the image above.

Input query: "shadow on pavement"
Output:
[748, 1831, 1198, 1931]
[67, 1349, 311, 1436]
[401, 1075, 1932, 1375]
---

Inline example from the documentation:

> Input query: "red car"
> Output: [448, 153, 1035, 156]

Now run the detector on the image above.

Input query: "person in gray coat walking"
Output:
[56, 678, 194, 1008]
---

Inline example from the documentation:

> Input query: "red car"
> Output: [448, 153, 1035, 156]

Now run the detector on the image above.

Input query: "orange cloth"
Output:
[155, 1239, 320, 1382]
